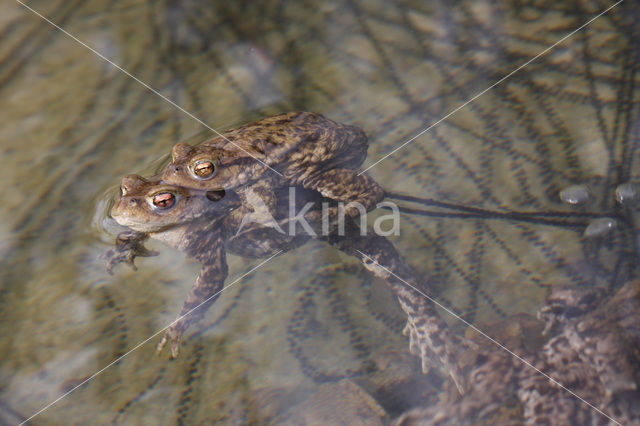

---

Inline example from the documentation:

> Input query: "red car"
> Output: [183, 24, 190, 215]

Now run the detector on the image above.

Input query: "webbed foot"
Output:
[156, 321, 186, 359]
[104, 231, 158, 275]
[402, 317, 468, 394]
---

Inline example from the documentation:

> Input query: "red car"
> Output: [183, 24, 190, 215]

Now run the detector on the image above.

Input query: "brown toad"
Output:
[394, 281, 640, 425]
[536, 282, 640, 401]
[109, 175, 240, 357]
[162, 111, 385, 225]
[107, 174, 467, 393]
[108, 174, 315, 356]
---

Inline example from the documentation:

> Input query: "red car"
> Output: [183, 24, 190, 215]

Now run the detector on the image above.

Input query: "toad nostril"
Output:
[173, 166, 182, 173]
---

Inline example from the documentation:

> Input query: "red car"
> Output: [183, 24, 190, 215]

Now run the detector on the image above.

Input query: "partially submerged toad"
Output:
[109, 174, 240, 356]
[107, 173, 467, 392]
[162, 112, 385, 224]
[107, 111, 614, 397]
[394, 281, 640, 425]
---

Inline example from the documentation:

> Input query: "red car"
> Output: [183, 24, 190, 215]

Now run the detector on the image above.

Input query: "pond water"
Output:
[1, 0, 638, 424]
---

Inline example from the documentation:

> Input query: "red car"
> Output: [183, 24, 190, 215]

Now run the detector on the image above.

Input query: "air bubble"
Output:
[559, 185, 590, 205]
[615, 182, 638, 204]
[584, 218, 617, 238]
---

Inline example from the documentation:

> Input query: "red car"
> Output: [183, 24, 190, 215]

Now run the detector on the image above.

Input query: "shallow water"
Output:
[1, 0, 638, 424]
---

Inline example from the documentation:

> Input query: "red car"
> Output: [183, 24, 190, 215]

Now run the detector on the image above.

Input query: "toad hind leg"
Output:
[326, 225, 467, 393]
[157, 233, 228, 358]
[302, 169, 385, 223]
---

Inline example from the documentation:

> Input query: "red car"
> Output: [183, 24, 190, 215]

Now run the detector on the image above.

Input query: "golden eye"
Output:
[152, 192, 176, 209]
[191, 159, 216, 179]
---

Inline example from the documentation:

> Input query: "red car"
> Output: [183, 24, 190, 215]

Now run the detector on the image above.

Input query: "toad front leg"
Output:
[157, 232, 228, 358]
[232, 178, 280, 234]
[104, 230, 159, 275]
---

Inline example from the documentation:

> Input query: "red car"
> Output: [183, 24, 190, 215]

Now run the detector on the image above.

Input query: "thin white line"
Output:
[358, 0, 624, 175]
[14, 0, 283, 177]
[19, 250, 282, 425]
[355, 250, 622, 426]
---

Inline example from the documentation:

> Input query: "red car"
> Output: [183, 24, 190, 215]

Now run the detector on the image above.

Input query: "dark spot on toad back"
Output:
[206, 189, 226, 202]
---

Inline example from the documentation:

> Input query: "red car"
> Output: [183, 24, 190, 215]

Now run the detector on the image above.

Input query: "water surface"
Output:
[0, 0, 638, 424]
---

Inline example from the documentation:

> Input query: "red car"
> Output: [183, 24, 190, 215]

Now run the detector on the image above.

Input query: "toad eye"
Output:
[152, 192, 176, 209]
[191, 159, 217, 179]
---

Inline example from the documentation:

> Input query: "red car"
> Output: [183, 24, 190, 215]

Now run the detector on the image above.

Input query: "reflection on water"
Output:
[0, 0, 638, 424]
